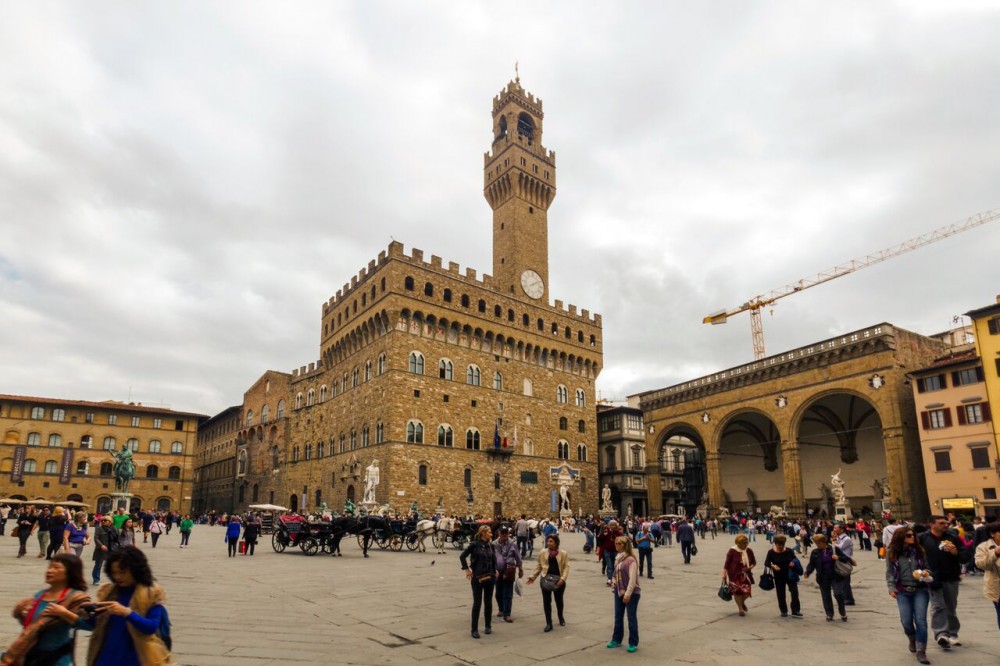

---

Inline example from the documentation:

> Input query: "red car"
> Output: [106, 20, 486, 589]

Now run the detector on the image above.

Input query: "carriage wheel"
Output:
[356, 533, 366, 549]
[406, 534, 420, 551]
[389, 534, 403, 552]
[272, 532, 287, 553]
[377, 534, 391, 550]
[452, 534, 467, 549]
[322, 537, 336, 554]
[431, 533, 444, 549]
[300, 538, 319, 556]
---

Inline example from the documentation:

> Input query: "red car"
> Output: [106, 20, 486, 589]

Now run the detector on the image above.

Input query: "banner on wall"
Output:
[10, 445, 26, 482]
[59, 448, 74, 484]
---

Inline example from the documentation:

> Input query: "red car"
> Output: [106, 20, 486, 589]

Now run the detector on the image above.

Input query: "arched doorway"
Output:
[96, 496, 112, 514]
[66, 494, 83, 503]
[796, 392, 886, 518]
[128, 497, 142, 513]
[657, 427, 705, 515]
[346, 485, 355, 503]
[156, 498, 171, 512]
[289, 494, 298, 513]
[718, 411, 783, 512]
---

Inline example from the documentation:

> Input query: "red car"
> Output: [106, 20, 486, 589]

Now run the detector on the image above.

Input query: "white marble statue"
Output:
[601, 484, 613, 512]
[830, 468, 846, 504]
[559, 482, 571, 512]
[363, 459, 380, 504]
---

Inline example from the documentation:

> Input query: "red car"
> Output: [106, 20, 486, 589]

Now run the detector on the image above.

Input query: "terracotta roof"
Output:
[918, 349, 980, 372]
[0, 394, 207, 418]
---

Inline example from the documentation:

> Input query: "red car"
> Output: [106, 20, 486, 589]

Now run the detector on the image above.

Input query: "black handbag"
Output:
[691, 543, 698, 556]
[540, 574, 560, 591]
[718, 581, 733, 601]
[758, 572, 775, 591]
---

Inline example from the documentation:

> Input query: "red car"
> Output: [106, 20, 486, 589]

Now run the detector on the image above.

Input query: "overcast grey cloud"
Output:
[1, 2, 998, 415]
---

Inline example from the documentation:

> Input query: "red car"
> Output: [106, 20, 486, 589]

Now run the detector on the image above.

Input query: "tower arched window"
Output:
[404, 276, 414, 290]
[466, 429, 481, 450]
[320, 385, 328, 401]
[437, 425, 453, 447]
[362, 425, 370, 447]
[352, 368, 359, 387]
[246, 410, 254, 428]
[261, 404, 269, 422]
[557, 385, 568, 404]
[295, 393, 303, 409]
[443, 288, 452, 303]
[575, 389, 585, 407]
[557, 440, 569, 460]
[466, 365, 481, 386]
[407, 421, 424, 444]
[461, 294, 470, 308]
[517, 112, 535, 140]
[424, 282, 434, 297]
[377, 353, 386, 375]
[409, 352, 424, 375]
[364, 360, 372, 381]
[350, 430, 357, 449]
[578, 419, 586, 433]
[419, 464, 428, 485]
[464, 468, 472, 488]
[559, 417, 568, 431]
[376, 422, 384, 444]
[306, 389, 315, 406]
[493, 371, 503, 391]
[577, 444, 587, 462]
[439, 359, 453, 380]
[478, 299, 486, 313]
[277, 400, 285, 419]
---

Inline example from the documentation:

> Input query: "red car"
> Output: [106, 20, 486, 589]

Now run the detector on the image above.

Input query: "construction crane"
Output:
[704, 208, 1000, 360]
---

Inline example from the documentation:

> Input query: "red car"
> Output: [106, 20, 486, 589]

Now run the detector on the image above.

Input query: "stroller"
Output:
[583, 527, 594, 553]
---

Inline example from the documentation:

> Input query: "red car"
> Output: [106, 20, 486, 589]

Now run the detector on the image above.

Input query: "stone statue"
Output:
[818, 482, 831, 503]
[881, 477, 892, 502]
[601, 484, 613, 512]
[871, 478, 884, 500]
[109, 444, 135, 494]
[559, 482, 571, 512]
[410, 501, 419, 517]
[344, 499, 356, 516]
[363, 459, 380, 504]
[830, 469, 846, 504]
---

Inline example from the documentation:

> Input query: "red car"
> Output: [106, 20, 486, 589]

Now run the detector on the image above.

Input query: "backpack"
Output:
[158, 605, 172, 651]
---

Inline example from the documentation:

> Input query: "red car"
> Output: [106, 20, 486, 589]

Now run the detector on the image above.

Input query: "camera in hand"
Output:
[81, 603, 107, 615]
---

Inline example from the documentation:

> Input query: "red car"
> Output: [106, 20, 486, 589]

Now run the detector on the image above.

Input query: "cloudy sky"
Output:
[2, 2, 998, 416]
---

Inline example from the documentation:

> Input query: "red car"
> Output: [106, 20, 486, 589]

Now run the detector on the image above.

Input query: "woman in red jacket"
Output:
[722, 534, 756, 616]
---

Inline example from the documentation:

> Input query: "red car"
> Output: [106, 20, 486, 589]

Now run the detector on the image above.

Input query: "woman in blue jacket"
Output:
[225, 517, 242, 557]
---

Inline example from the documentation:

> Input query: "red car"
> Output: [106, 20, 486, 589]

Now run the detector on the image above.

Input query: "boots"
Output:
[915, 643, 929, 664]
[907, 636, 916, 653]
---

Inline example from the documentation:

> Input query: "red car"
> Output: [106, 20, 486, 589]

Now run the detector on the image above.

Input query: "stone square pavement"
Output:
[1, 526, 997, 665]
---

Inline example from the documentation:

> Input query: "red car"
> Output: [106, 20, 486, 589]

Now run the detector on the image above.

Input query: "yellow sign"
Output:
[941, 497, 975, 511]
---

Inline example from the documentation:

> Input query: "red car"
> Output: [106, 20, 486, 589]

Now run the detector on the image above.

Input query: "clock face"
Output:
[520, 270, 544, 299]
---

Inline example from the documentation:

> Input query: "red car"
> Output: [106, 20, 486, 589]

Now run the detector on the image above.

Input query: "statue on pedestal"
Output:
[110, 444, 135, 494]
[830, 469, 846, 504]
[601, 484, 613, 512]
[559, 482, 571, 512]
[363, 459, 380, 505]
[344, 499, 356, 516]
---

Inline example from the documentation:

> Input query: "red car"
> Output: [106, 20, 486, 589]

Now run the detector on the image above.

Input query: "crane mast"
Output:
[704, 208, 1000, 359]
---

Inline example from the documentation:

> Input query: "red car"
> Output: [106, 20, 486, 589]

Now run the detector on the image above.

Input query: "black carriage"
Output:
[431, 520, 476, 550]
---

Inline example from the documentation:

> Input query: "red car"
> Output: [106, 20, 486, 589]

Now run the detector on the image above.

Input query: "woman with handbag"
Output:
[459, 525, 498, 639]
[804, 533, 854, 622]
[973, 521, 1000, 631]
[721, 534, 756, 616]
[885, 526, 931, 663]
[763, 535, 801, 617]
[607, 536, 640, 653]
[527, 534, 570, 632]
[1, 553, 91, 665]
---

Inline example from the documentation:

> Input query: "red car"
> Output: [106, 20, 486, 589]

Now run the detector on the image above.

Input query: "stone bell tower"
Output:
[483, 76, 556, 302]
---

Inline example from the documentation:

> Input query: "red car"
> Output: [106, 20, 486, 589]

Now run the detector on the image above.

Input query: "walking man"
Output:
[919, 516, 965, 650]
[514, 515, 530, 558]
[676, 519, 695, 564]
[833, 524, 856, 605]
[635, 522, 654, 579]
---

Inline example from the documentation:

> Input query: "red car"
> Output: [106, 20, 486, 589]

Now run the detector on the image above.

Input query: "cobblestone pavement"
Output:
[1, 526, 997, 664]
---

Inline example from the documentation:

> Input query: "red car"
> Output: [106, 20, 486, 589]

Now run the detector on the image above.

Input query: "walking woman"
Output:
[974, 521, 1000, 631]
[1, 553, 91, 665]
[459, 525, 497, 639]
[527, 534, 570, 632]
[224, 516, 241, 557]
[63, 511, 90, 558]
[149, 514, 165, 548]
[885, 526, 931, 663]
[46, 507, 68, 559]
[607, 536, 640, 653]
[805, 533, 854, 622]
[722, 534, 756, 616]
[119, 518, 137, 548]
[763, 534, 802, 617]
[243, 517, 260, 556]
[80, 546, 175, 665]
[14, 506, 38, 558]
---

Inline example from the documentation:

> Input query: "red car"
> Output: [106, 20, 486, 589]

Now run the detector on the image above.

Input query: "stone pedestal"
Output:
[110, 492, 133, 512]
[598, 509, 617, 521]
[559, 508, 573, 520]
[834, 501, 853, 521]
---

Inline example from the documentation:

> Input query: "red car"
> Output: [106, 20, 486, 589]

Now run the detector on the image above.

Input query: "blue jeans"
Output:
[994, 601, 1000, 630]
[603, 550, 615, 580]
[612, 593, 640, 647]
[896, 588, 929, 645]
[637, 549, 652, 576]
[92, 556, 105, 584]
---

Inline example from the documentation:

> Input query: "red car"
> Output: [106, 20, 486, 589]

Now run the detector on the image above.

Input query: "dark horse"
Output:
[326, 515, 389, 558]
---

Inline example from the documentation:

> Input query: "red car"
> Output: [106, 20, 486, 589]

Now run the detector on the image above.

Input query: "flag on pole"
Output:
[493, 422, 501, 449]
[513, 425, 518, 449]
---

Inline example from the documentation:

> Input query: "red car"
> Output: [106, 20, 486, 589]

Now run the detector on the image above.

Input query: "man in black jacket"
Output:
[918, 516, 966, 650]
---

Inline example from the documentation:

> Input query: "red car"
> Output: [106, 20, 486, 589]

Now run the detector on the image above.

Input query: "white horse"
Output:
[413, 517, 461, 554]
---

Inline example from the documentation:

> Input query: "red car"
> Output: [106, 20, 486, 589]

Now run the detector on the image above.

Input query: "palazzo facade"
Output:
[227, 79, 603, 518]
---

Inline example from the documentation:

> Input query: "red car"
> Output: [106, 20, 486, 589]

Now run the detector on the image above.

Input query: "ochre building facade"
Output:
[228, 79, 602, 518]
[1, 394, 203, 514]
